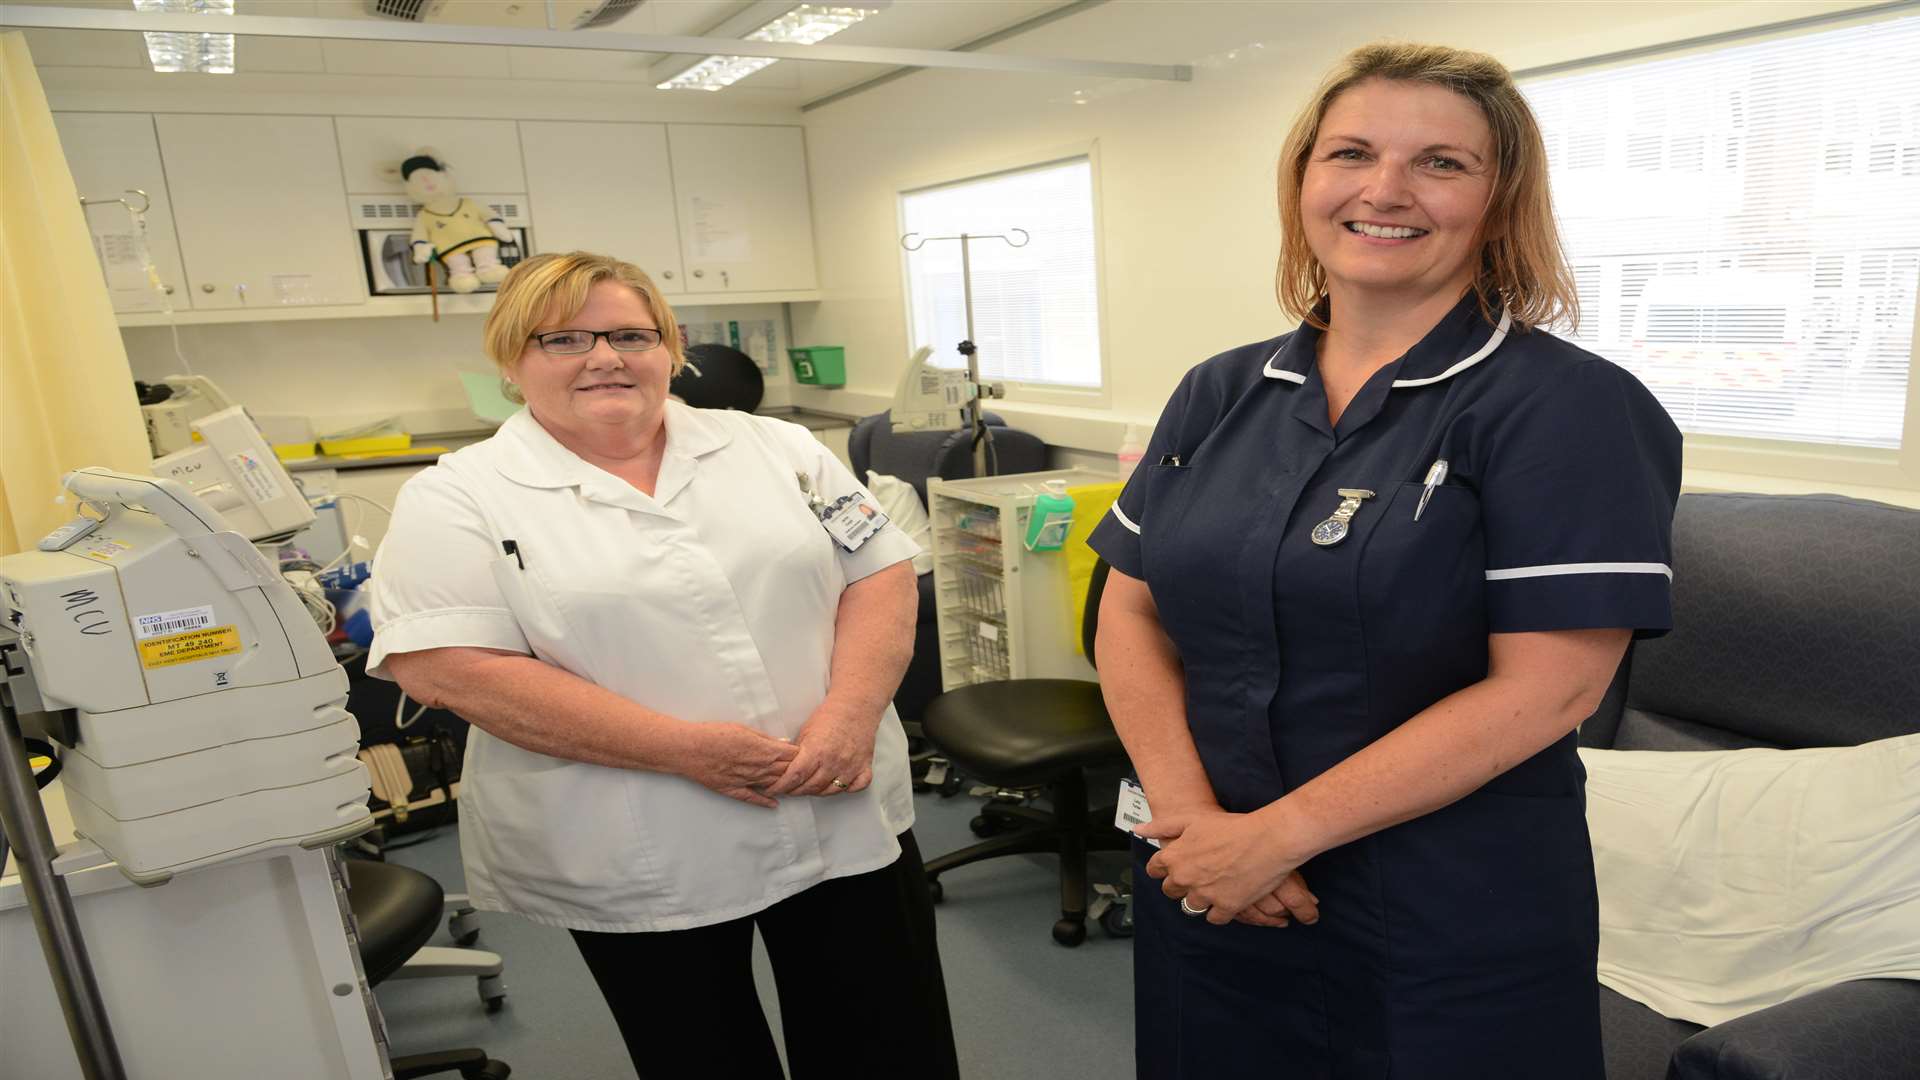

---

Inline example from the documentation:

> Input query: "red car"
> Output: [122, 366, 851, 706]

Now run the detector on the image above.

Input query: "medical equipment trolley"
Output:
[926, 469, 1110, 692]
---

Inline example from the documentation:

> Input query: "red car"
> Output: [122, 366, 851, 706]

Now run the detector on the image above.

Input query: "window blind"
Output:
[1523, 16, 1919, 449]
[901, 158, 1102, 389]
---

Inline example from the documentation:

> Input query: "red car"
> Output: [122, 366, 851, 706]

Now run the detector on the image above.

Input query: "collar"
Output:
[1262, 292, 1511, 388]
[491, 400, 731, 508]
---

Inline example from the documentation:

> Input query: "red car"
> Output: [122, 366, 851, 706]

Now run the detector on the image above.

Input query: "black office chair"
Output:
[347, 859, 512, 1080]
[920, 559, 1133, 947]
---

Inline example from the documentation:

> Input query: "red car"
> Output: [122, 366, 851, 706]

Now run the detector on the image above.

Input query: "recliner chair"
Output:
[1579, 492, 1920, 1080]
[919, 559, 1133, 947]
[845, 410, 1048, 738]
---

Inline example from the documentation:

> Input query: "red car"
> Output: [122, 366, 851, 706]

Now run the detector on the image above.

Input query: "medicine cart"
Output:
[926, 469, 1114, 692]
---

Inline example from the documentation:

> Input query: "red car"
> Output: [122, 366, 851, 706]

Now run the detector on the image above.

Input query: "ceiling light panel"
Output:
[132, 0, 235, 74]
[657, 3, 883, 92]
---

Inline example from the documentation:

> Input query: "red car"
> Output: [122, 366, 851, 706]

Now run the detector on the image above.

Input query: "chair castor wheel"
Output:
[1099, 902, 1134, 938]
[1052, 917, 1088, 947]
[939, 772, 964, 797]
[968, 813, 1004, 838]
[927, 878, 944, 903]
[448, 908, 481, 948]
[463, 1062, 511, 1080]
[479, 973, 507, 1013]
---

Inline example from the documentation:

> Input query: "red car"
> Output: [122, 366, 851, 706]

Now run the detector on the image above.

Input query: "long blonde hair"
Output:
[483, 252, 684, 403]
[1275, 42, 1578, 332]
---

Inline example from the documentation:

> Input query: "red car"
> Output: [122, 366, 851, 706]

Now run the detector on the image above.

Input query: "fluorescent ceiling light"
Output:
[657, 3, 885, 92]
[132, 0, 235, 74]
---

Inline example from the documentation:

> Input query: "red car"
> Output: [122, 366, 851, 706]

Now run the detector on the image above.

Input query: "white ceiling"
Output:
[8, 0, 1089, 107]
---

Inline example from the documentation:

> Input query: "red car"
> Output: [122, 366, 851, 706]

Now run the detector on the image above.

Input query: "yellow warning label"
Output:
[138, 625, 242, 669]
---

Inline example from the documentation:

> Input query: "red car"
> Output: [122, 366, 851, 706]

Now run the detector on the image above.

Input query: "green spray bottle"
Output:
[1023, 479, 1076, 552]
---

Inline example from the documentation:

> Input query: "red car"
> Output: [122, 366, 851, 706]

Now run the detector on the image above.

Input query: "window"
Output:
[900, 157, 1103, 390]
[1523, 16, 1920, 450]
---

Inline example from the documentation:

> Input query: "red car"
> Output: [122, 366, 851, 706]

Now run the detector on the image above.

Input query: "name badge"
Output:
[1116, 778, 1161, 848]
[819, 492, 888, 552]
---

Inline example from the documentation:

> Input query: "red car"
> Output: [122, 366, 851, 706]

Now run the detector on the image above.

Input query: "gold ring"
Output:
[830, 778, 850, 789]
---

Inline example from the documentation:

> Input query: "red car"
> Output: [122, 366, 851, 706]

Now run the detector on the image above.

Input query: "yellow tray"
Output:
[318, 433, 412, 456]
[273, 442, 319, 462]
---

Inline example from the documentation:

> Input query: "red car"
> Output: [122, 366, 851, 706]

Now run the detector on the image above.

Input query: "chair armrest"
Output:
[1666, 979, 1920, 1080]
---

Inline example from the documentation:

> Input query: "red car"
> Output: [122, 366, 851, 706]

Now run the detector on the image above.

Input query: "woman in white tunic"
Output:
[370, 251, 957, 1079]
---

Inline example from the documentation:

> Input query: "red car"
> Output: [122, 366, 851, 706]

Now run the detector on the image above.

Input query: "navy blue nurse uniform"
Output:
[1087, 293, 1682, 1080]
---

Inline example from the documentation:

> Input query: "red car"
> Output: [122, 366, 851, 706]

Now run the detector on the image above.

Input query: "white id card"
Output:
[818, 492, 889, 552]
[1116, 778, 1160, 848]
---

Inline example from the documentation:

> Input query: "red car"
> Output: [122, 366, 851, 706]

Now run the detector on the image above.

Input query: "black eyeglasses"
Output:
[529, 327, 665, 355]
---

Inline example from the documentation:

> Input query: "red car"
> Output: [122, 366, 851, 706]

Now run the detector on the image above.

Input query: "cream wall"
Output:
[789, 0, 1920, 505]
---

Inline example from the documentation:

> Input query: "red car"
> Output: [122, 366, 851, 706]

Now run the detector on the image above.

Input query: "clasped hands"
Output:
[1136, 806, 1319, 928]
[679, 705, 876, 809]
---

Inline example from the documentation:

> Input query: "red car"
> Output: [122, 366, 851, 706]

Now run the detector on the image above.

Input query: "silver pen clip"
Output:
[1413, 459, 1449, 522]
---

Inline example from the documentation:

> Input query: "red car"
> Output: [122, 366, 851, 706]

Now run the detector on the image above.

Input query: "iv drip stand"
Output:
[899, 228, 1030, 477]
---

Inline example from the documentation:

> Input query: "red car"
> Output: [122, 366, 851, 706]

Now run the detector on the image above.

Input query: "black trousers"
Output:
[571, 829, 959, 1080]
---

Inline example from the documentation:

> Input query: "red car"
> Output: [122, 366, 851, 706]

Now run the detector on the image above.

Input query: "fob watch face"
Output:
[1310, 518, 1349, 546]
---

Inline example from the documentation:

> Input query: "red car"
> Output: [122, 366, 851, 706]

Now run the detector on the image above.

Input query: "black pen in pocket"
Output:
[502, 539, 524, 568]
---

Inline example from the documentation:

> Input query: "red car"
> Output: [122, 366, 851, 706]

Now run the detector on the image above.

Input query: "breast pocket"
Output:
[1358, 483, 1489, 721]
[488, 555, 576, 669]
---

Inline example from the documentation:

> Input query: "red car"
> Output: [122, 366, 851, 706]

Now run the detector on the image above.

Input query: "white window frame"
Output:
[895, 141, 1112, 409]
[1517, 8, 1920, 496]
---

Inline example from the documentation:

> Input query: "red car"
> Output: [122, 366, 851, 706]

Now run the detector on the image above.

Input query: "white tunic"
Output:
[367, 403, 920, 932]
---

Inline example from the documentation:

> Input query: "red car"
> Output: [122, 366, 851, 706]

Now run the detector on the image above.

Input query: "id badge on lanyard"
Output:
[798, 472, 889, 552]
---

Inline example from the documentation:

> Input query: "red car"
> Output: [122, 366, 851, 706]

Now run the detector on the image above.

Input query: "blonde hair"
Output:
[1275, 42, 1578, 332]
[483, 251, 684, 402]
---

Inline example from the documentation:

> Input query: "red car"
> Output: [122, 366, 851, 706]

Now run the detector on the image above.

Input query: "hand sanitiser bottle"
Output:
[1023, 479, 1076, 552]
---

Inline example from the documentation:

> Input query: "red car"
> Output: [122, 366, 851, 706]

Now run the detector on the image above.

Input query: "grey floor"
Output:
[375, 786, 1137, 1079]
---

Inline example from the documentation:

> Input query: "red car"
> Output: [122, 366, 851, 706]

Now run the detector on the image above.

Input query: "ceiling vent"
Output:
[366, 0, 643, 29]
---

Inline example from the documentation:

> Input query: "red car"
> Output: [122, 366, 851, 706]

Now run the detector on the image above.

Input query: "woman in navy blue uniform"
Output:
[1088, 43, 1682, 1078]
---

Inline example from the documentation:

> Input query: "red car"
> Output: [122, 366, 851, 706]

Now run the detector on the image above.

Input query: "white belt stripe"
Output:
[1485, 561, 1673, 582]
[1109, 503, 1142, 535]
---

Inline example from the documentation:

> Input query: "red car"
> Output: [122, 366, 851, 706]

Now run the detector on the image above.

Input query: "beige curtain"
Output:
[0, 31, 150, 556]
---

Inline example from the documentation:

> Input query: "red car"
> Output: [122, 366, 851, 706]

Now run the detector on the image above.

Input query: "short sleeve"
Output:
[1480, 361, 1683, 638]
[1087, 371, 1198, 579]
[775, 421, 920, 584]
[365, 466, 531, 679]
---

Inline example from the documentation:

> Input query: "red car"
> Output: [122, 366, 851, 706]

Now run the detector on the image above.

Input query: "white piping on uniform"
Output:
[1261, 345, 1306, 382]
[1261, 306, 1512, 385]
[1485, 561, 1673, 582]
[1109, 503, 1142, 535]
[1392, 307, 1512, 387]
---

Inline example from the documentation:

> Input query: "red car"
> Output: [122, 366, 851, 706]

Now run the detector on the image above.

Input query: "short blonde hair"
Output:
[483, 252, 684, 402]
[1275, 42, 1578, 332]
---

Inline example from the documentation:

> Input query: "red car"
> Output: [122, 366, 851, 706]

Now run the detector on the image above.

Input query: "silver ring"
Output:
[830, 778, 849, 789]
[1179, 897, 1209, 918]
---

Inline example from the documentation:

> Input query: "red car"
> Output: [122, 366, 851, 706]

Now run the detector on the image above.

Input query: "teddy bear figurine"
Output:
[400, 153, 513, 293]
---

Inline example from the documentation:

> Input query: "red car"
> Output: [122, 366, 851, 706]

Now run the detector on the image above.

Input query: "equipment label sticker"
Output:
[138, 626, 241, 669]
[135, 605, 217, 640]
[230, 451, 286, 504]
[78, 538, 132, 562]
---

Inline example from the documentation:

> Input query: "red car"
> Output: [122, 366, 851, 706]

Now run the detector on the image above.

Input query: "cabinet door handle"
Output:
[662, 270, 675, 280]
[163, 285, 175, 295]
[720, 270, 730, 287]
[692, 269, 705, 279]
[235, 283, 247, 304]
[201, 283, 215, 293]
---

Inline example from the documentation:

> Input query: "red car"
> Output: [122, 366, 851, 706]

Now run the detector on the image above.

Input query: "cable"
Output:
[320, 493, 395, 574]
[394, 691, 430, 732]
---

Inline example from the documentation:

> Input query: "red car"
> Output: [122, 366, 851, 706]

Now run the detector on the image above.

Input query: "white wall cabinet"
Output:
[155, 114, 366, 311]
[334, 117, 525, 195]
[52, 113, 190, 314]
[669, 125, 818, 293]
[518, 121, 685, 292]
